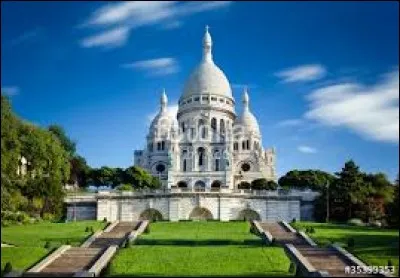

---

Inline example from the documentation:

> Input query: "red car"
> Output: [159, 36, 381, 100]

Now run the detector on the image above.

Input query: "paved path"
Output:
[260, 222, 377, 277]
[23, 221, 139, 277]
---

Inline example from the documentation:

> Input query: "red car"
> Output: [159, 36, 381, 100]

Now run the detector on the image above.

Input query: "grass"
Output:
[291, 221, 399, 275]
[107, 222, 292, 277]
[1, 220, 107, 275]
[1, 220, 107, 247]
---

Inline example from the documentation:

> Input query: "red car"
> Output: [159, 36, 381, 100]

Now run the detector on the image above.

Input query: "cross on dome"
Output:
[203, 25, 213, 62]
[160, 88, 168, 112]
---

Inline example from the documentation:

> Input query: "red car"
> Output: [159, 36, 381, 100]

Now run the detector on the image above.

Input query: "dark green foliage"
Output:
[251, 178, 278, 190]
[85, 226, 90, 232]
[124, 240, 131, 248]
[144, 225, 150, 234]
[90, 226, 94, 233]
[288, 262, 296, 273]
[238, 181, 251, 189]
[65, 240, 70, 245]
[278, 169, 335, 191]
[347, 237, 355, 248]
[103, 217, 108, 223]
[388, 259, 393, 267]
[291, 218, 296, 223]
[1, 95, 70, 221]
[3, 262, 12, 274]
[44, 241, 51, 249]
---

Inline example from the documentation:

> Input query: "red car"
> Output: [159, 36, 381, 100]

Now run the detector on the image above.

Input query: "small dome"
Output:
[234, 88, 260, 135]
[235, 110, 260, 135]
[181, 26, 232, 99]
[150, 90, 177, 133]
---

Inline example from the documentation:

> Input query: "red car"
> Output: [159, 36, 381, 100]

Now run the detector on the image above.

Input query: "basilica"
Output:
[134, 27, 276, 190]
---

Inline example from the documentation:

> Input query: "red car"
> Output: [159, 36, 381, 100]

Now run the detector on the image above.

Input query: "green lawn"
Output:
[291, 222, 399, 275]
[107, 222, 292, 277]
[1, 220, 107, 275]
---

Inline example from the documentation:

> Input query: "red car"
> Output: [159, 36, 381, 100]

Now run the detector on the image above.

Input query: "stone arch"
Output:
[140, 208, 163, 221]
[211, 180, 222, 188]
[189, 207, 214, 220]
[177, 181, 188, 188]
[194, 180, 206, 191]
[237, 209, 261, 221]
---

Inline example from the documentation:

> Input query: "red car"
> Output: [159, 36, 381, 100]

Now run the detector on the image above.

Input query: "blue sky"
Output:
[1, 1, 399, 180]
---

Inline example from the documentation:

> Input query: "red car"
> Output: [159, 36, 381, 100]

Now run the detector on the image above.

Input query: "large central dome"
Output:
[181, 26, 232, 100]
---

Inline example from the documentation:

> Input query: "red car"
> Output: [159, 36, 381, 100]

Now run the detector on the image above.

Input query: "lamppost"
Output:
[326, 180, 330, 223]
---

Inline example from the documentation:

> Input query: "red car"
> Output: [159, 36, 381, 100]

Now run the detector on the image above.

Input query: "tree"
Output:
[238, 181, 251, 189]
[48, 125, 76, 156]
[250, 179, 278, 190]
[278, 170, 335, 191]
[70, 155, 90, 186]
[386, 175, 399, 227]
[331, 160, 368, 220]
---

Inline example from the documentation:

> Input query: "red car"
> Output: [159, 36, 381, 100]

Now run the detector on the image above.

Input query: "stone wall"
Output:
[66, 191, 314, 222]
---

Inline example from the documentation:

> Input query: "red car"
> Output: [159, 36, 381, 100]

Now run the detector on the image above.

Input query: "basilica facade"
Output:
[134, 27, 276, 190]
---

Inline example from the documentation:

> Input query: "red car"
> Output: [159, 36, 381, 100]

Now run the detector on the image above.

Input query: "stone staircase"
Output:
[20, 221, 141, 277]
[259, 222, 377, 277]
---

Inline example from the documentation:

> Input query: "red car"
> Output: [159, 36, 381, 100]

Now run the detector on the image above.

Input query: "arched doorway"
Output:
[177, 181, 188, 188]
[211, 180, 221, 191]
[237, 209, 261, 221]
[194, 180, 206, 192]
[139, 208, 163, 221]
[189, 207, 213, 220]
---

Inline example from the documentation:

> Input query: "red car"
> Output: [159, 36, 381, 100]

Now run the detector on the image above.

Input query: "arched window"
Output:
[198, 147, 205, 166]
[211, 118, 217, 130]
[181, 122, 185, 132]
[220, 119, 225, 134]
[242, 141, 246, 150]
[246, 140, 250, 150]
[234, 142, 238, 151]
[161, 141, 165, 150]
[183, 159, 187, 172]
[157, 142, 162, 150]
[215, 159, 220, 171]
[202, 127, 207, 139]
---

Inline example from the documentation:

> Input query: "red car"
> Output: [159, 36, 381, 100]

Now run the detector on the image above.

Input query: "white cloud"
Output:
[147, 104, 178, 123]
[297, 145, 317, 154]
[122, 57, 179, 76]
[276, 119, 304, 127]
[161, 21, 183, 30]
[8, 27, 41, 47]
[276, 64, 326, 83]
[1, 86, 20, 96]
[81, 26, 129, 48]
[304, 69, 399, 144]
[79, 1, 232, 48]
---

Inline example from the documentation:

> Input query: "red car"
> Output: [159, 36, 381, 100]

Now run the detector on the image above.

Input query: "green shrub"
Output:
[3, 262, 12, 274]
[42, 213, 55, 221]
[90, 226, 94, 233]
[65, 240, 70, 245]
[348, 218, 364, 226]
[309, 227, 315, 234]
[291, 218, 297, 223]
[85, 226, 90, 232]
[347, 237, 355, 248]
[124, 240, 131, 248]
[387, 259, 393, 267]
[144, 225, 150, 234]
[289, 262, 296, 273]
[116, 184, 133, 191]
[44, 241, 51, 249]
[103, 217, 107, 223]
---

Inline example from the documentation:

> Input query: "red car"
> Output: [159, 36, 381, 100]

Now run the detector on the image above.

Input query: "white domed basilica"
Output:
[134, 27, 276, 190]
